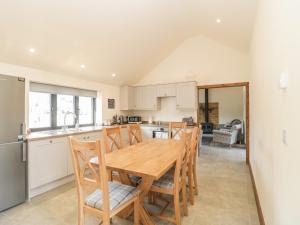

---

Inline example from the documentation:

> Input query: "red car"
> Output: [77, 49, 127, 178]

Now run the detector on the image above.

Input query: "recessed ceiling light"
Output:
[29, 48, 36, 53]
[80, 64, 86, 69]
[216, 18, 222, 24]
[112, 73, 116, 77]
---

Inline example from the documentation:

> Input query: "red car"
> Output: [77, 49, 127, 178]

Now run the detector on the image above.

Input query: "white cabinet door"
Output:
[141, 86, 157, 110]
[134, 86, 143, 110]
[176, 82, 197, 109]
[29, 138, 68, 189]
[157, 84, 176, 97]
[120, 86, 135, 110]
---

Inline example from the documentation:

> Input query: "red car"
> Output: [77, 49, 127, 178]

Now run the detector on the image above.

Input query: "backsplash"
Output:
[123, 97, 196, 122]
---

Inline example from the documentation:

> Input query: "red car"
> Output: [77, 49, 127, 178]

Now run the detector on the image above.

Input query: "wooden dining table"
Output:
[91, 138, 182, 225]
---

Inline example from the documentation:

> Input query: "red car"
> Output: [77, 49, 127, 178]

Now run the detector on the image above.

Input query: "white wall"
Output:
[0, 62, 120, 127]
[198, 87, 244, 124]
[250, 0, 300, 224]
[132, 34, 250, 122]
[136, 34, 250, 86]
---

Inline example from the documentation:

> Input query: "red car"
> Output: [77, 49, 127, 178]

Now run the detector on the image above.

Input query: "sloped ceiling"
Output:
[0, 0, 257, 85]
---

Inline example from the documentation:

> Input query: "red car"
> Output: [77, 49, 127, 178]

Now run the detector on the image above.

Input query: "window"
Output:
[57, 94, 75, 126]
[79, 96, 93, 125]
[29, 92, 52, 129]
[29, 83, 97, 131]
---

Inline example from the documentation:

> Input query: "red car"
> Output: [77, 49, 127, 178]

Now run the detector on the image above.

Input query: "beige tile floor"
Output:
[0, 145, 260, 225]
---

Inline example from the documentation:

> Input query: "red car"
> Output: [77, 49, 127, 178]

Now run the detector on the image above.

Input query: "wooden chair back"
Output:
[69, 137, 110, 215]
[103, 127, 124, 153]
[168, 122, 187, 140]
[174, 131, 192, 188]
[190, 127, 200, 163]
[127, 124, 143, 145]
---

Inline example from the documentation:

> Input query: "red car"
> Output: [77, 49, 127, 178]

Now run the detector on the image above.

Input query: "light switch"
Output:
[282, 129, 288, 145]
[279, 72, 289, 89]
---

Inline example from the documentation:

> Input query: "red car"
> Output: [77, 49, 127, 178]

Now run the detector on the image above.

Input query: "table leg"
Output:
[118, 172, 156, 225]
[137, 177, 155, 225]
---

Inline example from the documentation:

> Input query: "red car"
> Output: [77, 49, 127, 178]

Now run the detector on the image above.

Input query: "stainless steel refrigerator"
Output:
[0, 74, 26, 212]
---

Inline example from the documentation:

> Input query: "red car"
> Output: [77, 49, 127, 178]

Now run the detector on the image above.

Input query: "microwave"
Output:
[128, 116, 142, 124]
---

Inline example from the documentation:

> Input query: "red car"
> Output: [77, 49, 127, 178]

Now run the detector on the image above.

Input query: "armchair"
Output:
[212, 124, 242, 147]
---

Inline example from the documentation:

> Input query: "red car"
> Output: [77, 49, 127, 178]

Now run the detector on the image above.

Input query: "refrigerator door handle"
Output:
[22, 143, 27, 162]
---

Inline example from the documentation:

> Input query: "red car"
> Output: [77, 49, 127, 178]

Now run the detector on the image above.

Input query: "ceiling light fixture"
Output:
[112, 73, 116, 77]
[29, 48, 36, 53]
[80, 64, 86, 69]
[216, 18, 222, 24]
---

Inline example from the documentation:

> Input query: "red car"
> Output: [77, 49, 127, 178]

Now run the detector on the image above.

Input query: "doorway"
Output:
[197, 82, 250, 164]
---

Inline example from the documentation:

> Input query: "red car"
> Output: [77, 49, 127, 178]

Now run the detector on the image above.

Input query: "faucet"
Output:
[63, 111, 79, 131]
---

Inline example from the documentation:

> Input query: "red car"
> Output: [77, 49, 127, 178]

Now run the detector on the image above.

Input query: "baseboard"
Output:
[29, 175, 75, 199]
[249, 164, 265, 225]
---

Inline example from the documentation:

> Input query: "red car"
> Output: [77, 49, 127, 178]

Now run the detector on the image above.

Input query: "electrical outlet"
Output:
[282, 129, 288, 145]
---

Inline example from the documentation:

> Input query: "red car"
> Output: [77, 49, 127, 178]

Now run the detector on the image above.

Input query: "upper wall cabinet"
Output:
[120, 86, 135, 110]
[157, 84, 176, 97]
[120, 81, 196, 111]
[135, 86, 158, 110]
[120, 85, 158, 110]
[176, 82, 197, 110]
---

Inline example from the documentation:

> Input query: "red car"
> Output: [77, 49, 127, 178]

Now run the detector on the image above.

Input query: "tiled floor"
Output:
[0, 145, 260, 225]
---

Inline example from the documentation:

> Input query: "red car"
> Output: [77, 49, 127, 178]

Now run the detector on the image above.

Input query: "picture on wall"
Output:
[108, 98, 115, 109]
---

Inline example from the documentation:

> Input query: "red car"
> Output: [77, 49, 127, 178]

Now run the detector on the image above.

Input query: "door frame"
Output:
[197, 82, 250, 164]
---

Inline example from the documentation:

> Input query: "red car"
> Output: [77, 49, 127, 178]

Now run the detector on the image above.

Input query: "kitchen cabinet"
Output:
[120, 82, 197, 111]
[132, 86, 158, 110]
[157, 84, 176, 97]
[140, 86, 158, 110]
[134, 86, 143, 110]
[28, 137, 68, 189]
[28, 131, 102, 191]
[176, 82, 197, 109]
[120, 86, 135, 110]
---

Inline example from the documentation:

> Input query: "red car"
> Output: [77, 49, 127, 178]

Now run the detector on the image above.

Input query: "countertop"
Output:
[26, 126, 106, 142]
[26, 122, 196, 142]
[26, 123, 164, 141]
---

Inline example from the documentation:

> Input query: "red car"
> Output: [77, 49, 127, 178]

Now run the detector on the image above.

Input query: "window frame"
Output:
[29, 92, 96, 132]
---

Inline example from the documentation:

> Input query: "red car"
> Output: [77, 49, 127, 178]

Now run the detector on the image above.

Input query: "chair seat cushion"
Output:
[152, 172, 174, 189]
[85, 182, 140, 211]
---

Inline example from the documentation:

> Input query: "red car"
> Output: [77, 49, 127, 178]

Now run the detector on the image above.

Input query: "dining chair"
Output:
[103, 127, 141, 186]
[127, 124, 143, 145]
[102, 127, 124, 153]
[69, 136, 140, 225]
[149, 131, 192, 225]
[168, 122, 187, 139]
[187, 127, 201, 205]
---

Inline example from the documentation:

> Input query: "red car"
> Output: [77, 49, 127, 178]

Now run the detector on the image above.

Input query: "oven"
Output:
[152, 128, 169, 139]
